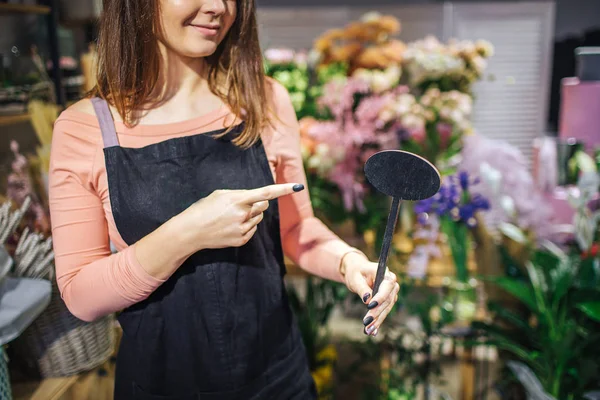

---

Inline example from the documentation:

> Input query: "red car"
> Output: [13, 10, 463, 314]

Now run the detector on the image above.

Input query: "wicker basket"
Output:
[0, 347, 11, 400]
[9, 284, 115, 378]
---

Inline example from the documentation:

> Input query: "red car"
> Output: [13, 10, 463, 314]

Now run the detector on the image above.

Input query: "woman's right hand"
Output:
[177, 183, 304, 252]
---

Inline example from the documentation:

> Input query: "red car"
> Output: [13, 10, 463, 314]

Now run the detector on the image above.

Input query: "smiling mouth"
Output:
[190, 24, 220, 36]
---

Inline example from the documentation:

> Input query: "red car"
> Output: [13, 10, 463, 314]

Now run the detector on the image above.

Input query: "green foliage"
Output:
[286, 276, 349, 371]
[338, 278, 455, 400]
[475, 250, 600, 398]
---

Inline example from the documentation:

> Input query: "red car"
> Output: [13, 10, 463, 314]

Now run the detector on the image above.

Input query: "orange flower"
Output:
[299, 117, 319, 155]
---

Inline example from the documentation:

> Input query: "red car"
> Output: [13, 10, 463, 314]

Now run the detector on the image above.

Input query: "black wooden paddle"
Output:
[364, 150, 441, 297]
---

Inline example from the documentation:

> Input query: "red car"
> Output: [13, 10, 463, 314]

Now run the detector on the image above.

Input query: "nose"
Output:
[203, 0, 227, 16]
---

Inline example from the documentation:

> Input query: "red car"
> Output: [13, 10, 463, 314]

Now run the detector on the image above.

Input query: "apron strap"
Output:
[91, 97, 120, 148]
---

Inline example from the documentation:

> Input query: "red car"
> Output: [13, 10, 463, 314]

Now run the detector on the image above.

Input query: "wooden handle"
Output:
[372, 197, 401, 297]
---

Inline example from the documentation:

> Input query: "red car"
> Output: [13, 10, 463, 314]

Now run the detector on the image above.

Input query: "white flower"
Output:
[371, 73, 390, 94]
[479, 162, 502, 195]
[500, 195, 516, 218]
[413, 353, 426, 364]
[457, 96, 473, 115]
[475, 39, 494, 57]
[361, 11, 382, 23]
[429, 306, 441, 322]
[300, 144, 311, 160]
[379, 108, 395, 123]
[439, 107, 452, 119]
[315, 143, 330, 157]
[394, 94, 415, 114]
[402, 114, 425, 130]
[383, 65, 402, 82]
[471, 55, 488, 74]
[352, 68, 372, 82]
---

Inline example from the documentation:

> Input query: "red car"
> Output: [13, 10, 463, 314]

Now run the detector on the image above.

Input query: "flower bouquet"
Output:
[403, 36, 494, 95]
[264, 48, 348, 121]
[313, 12, 405, 73]
[298, 70, 407, 245]
[414, 171, 490, 322]
[377, 87, 473, 169]
[414, 171, 490, 282]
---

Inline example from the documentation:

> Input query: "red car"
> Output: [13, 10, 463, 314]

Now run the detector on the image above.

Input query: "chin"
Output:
[179, 42, 219, 59]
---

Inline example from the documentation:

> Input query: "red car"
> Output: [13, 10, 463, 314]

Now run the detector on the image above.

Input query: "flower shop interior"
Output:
[1, 0, 600, 399]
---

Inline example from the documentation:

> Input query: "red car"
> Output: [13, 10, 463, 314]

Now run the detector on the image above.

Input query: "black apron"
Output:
[91, 98, 317, 400]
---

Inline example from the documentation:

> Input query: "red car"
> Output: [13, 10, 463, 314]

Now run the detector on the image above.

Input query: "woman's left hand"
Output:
[341, 252, 400, 337]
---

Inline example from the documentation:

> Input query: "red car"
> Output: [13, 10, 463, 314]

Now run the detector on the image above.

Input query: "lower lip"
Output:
[191, 26, 219, 37]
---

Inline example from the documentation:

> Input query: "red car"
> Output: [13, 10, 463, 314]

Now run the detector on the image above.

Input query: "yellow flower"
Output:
[316, 345, 337, 363]
[312, 365, 334, 395]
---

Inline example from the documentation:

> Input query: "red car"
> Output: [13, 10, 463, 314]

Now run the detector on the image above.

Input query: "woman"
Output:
[49, 1, 400, 398]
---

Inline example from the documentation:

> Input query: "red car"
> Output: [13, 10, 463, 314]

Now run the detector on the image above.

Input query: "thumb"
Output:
[348, 273, 373, 305]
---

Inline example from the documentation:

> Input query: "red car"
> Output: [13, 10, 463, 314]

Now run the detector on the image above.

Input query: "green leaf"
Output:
[577, 302, 600, 322]
[535, 247, 565, 268]
[485, 337, 542, 369]
[577, 257, 600, 288]
[489, 277, 537, 311]
[499, 223, 528, 244]
[550, 256, 576, 311]
[525, 261, 551, 319]
[487, 302, 535, 336]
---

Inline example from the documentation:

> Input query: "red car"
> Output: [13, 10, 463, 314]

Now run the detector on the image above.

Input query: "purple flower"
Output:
[417, 213, 429, 225]
[459, 171, 470, 191]
[471, 194, 490, 211]
[415, 171, 490, 227]
[459, 204, 475, 221]
[414, 198, 434, 214]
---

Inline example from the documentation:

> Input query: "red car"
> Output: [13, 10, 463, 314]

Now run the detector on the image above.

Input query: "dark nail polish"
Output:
[367, 301, 378, 310]
[362, 293, 371, 303]
[292, 184, 305, 192]
[363, 316, 374, 326]
[366, 325, 376, 335]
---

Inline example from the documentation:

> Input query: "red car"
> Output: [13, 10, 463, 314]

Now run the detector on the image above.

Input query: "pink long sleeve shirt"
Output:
[49, 82, 363, 322]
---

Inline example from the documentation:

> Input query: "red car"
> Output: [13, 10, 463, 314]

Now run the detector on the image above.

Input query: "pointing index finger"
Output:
[242, 183, 304, 204]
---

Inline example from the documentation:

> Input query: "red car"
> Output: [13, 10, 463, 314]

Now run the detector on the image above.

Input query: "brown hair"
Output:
[91, 0, 267, 147]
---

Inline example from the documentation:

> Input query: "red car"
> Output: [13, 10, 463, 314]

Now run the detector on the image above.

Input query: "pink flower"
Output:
[264, 48, 295, 64]
[410, 128, 427, 144]
[436, 123, 453, 147]
[294, 51, 308, 66]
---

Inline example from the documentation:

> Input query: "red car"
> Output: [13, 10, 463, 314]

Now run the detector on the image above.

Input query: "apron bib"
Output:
[91, 98, 316, 400]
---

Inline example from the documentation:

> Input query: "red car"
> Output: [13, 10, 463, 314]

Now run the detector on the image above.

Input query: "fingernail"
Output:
[362, 293, 371, 303]
[363, 316, 374, 326]
[292, 184, 305, 192]
[371, 328, 378, 337]
[366, 325, 376, 335]
[367, 301, 378, 310]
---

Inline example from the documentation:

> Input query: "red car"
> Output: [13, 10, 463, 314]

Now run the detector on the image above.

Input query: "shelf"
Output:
[0, 3, 51, 15]
[0, 113, 30, 126]
[11, 375, 79, 400]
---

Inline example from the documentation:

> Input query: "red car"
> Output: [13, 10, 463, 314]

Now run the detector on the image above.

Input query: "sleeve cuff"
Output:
[125, 244, 167, 291]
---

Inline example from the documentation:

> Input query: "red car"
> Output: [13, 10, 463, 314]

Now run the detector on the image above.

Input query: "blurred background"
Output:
[0, 0, 599, 399]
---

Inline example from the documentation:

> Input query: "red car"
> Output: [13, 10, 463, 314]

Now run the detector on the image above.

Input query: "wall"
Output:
[554, 0, 600, 40]
[257, 0, 600, 40]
